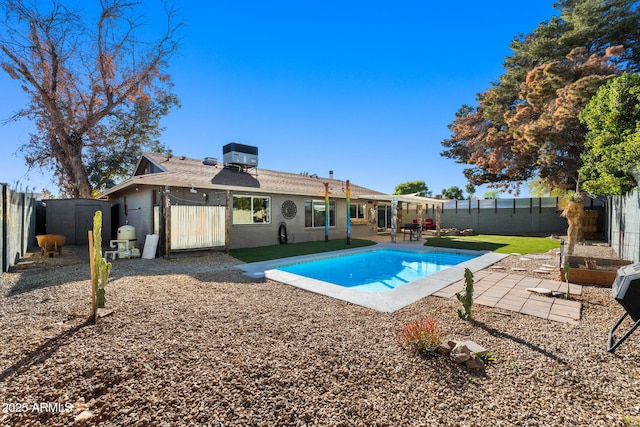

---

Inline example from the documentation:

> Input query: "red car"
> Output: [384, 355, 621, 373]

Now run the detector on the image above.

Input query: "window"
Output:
[233, 195, 271, 224]
[305, 199, 336, 228]
[349, 203, 367, 219]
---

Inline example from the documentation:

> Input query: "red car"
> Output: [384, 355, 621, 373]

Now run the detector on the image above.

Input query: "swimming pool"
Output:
[277, 249, 477, 292]
[238, 244, 507, 312]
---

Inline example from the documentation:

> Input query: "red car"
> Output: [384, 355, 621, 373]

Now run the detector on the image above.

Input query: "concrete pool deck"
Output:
[238, 242, 508, 313]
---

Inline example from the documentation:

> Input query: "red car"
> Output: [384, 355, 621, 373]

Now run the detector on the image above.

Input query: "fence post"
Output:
[164, 186, 171, 259]
[1, 184, 7, 273]
[225, 190, 231, 254]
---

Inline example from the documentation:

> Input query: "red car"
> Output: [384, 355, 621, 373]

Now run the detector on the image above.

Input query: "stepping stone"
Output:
[537, 266, 555, 271]
[511, 267, 527, 271]
[526, 255, 552, 260]
[519, 257, 532, 261]
[489, 265, 505, 270]
[541, 264, 557, 268]
[527, 287, 553, 295]
[533, 269, 551, 274]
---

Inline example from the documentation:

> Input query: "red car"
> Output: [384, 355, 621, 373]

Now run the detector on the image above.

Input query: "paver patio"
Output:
[433, 269, 583, 324]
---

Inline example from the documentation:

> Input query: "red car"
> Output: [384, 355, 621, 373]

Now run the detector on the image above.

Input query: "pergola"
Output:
[360, 194, 446, 242]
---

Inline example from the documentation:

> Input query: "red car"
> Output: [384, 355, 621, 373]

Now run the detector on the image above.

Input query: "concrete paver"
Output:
[434, 270, 583, 323]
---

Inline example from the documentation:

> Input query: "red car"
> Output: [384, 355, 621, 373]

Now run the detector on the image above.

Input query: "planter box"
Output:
[560, 255, 633, 287]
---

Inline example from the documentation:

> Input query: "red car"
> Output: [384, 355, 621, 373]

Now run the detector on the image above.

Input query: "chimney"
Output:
[329, 170, 334, 180]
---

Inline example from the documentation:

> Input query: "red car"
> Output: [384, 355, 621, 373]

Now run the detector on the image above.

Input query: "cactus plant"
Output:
[456, 268, 474, 320]
[93, 211, 112, 309]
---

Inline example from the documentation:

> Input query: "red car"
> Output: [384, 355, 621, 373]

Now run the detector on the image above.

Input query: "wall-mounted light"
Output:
[190, 184, 197, 194]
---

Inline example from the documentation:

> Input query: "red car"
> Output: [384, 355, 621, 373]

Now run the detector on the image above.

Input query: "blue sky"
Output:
[0, 1, 559, 197]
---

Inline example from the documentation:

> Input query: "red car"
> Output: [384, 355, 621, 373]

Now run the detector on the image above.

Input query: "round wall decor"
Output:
[281, 200, 297, 219]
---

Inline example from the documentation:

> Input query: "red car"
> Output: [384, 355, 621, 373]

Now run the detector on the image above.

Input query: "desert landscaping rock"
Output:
[1, 243, 640, 426]
[447, 340, 489, 369]
[463, 355, 485, 370]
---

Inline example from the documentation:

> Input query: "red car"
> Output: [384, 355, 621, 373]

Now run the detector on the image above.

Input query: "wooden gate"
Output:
[170, 205, 226, 250]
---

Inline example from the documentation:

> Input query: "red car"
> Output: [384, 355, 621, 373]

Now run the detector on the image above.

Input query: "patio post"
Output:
[324, 182, 329, 243]
[346, 180, 351, 244]
[391, 198, 397, 243]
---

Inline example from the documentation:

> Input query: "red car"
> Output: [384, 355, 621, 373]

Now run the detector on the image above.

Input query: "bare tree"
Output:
[0, 0, 181, 197]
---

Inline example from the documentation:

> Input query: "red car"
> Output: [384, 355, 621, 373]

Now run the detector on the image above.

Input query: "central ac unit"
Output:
[223, 143, 258, 168]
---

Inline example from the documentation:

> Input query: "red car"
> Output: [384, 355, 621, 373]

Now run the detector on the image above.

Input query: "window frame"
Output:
[349, 203, 367, 219]
[232, 195, 271, 225]
[305, 199, 336, 228]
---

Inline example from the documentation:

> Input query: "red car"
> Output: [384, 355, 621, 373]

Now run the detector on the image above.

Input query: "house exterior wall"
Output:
[228, 194, 378, 249]
[108, 188, 154, 250]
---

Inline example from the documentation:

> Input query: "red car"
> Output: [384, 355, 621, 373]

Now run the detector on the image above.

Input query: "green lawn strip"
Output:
[229, 239, 376, 263]
[424, 234, 560, 254]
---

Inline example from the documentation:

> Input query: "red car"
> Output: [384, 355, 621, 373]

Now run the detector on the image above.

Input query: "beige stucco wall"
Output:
[229, 194, 379, 249]
[230, 193, 376, 249]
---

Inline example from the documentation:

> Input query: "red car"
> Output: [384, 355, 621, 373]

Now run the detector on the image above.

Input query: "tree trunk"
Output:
[71, 154, 92, 198]
[58, 134, 92, 198]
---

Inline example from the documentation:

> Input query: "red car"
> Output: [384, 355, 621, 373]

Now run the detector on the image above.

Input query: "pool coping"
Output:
[237, 243, 508, 313]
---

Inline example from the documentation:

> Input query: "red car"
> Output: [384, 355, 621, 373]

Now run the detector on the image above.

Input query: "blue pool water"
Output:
[277, 250, 477, 292]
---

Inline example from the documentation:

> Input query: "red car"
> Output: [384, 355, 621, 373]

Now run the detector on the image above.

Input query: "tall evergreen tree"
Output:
[441, 0, 640, 194]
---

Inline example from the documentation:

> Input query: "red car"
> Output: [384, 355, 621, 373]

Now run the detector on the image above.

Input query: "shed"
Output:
[44, 199, 113, 245]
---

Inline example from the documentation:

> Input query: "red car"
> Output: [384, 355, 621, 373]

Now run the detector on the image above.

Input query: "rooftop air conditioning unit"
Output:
[223, 143, 258, 168]
[607, 263, 640, 352]
[203, 157, 218, 166]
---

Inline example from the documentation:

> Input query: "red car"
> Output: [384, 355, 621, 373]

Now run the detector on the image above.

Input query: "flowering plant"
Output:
[401, 316, 443, 357]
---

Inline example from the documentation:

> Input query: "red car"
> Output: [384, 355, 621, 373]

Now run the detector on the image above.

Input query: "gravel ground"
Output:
[1, 243, 640, 426]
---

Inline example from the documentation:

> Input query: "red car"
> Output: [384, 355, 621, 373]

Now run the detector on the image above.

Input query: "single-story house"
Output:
[99, 144, 443, 256]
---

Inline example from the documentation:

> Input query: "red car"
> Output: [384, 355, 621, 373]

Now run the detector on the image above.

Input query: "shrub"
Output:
[401, 316, 443, 357]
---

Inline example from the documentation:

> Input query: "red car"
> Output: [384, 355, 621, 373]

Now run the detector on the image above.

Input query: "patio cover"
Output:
[358, 193, 446, 207]
[359, 193, 446, 241]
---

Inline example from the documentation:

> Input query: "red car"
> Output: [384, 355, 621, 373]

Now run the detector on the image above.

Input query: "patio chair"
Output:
[423, 218, 436, 230]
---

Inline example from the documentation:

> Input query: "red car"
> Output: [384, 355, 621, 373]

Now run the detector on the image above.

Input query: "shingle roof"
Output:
[100, 152, 386, 199]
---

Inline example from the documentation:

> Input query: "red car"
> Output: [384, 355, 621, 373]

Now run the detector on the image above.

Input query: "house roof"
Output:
[100, 152, 388, 200]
